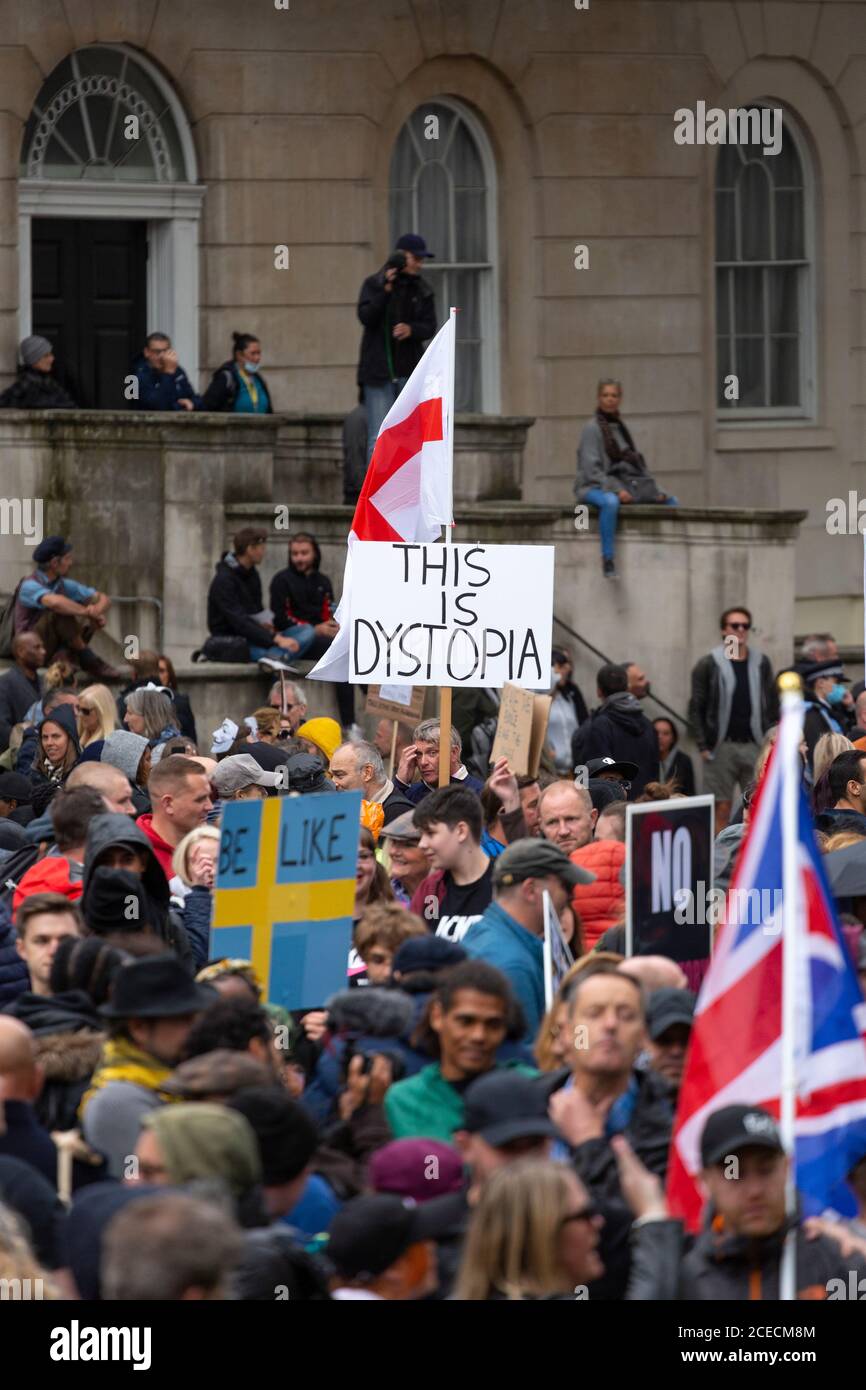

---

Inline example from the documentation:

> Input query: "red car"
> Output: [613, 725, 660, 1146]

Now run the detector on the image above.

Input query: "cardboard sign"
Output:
[543, 889, 575, 1012]
[488, 684, 552, 778]
[365, 684, 426, 726]
[625, 794, 714, 966]
[347, 541, 554, 688]
[210, 790, 362, 1011]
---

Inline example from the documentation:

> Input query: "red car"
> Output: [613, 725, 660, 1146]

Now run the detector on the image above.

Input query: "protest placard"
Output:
[365, 684, 426, 725]
[489, 684, 552, 776]
[210, 790, 362, 1011]
[347, 541, 554, 688]
[625, 794, 714, 964]
[543, 889, 575, 1011]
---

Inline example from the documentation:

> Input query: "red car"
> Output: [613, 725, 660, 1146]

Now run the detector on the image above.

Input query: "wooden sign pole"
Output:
[438, 687, 453, 787]
[389, 718, 399, 780]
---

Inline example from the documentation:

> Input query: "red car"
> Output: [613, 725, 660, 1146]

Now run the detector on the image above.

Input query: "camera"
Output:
[344, 1041, 406, 1084]
[385, 250, 407, 274]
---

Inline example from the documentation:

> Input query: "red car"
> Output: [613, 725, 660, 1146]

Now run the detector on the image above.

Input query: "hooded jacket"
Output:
[3, 989, 105, 1132]
[356, 268, 436, 386]
[81, 814, 193, 969]
[269, 556, 335, 633]
[28, 704, 82, 817]
[571, 692, 659, 798]
[206, 552, 272, 648]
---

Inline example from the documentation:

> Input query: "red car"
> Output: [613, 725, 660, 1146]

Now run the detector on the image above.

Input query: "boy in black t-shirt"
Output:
[408, 785, 492, 944]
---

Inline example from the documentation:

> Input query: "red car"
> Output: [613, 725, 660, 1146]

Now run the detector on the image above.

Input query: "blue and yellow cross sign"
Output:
[210, 790, 362, 1011]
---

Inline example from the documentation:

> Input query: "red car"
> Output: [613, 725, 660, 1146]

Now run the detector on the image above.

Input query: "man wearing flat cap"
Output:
[462, 839, 594, 1043]
[14, 535, 116, 679]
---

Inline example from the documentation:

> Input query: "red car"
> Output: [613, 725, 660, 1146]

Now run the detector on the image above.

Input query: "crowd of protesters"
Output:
[1, 530, 866, 1305]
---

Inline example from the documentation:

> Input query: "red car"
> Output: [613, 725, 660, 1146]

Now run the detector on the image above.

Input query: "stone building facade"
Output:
[0, 0, 864, 643]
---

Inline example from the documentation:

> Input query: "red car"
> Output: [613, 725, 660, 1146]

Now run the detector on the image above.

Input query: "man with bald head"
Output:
[618, 955, 688, 994]
[0, 1014, 59, 1186]
[66, 762, 135, 816]
[0, 630, 45, 751]
[538, 781, 596, 856]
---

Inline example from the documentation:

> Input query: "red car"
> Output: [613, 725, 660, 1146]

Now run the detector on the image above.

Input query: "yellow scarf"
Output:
[79, 1035, 180, 1119]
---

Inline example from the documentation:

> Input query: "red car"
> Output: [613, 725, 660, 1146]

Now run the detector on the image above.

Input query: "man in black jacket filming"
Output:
[356, 234, 437, 466]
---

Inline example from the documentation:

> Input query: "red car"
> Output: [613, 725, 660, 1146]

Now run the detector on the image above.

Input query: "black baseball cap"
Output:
[493, 837, 595, 889]
[700, 1104, 785, 1168]
[646, 987, 695, 1041]
[586, 757, 640, 781]
[395, 233, 434, 259]
[33, 535, 72, 565]
[462, 1071, 561, 1148]
[326, 1194, 452, 1281]
[0, 772, 33, 805]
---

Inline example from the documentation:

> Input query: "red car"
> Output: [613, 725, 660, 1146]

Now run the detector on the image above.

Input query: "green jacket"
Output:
[384, 1060, 537, 1143]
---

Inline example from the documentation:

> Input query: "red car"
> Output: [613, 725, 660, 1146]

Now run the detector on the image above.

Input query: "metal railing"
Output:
[553, 613, 690, 729]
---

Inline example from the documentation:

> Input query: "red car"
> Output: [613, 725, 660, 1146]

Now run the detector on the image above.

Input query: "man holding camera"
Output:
[356, 233, 437, 465]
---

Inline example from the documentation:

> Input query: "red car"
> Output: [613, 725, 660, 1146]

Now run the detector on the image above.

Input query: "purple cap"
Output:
[368, 1139, 464, 1203]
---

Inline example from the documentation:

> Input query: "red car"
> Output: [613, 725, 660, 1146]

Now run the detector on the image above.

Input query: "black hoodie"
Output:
[206, 552, 272, 647]
[269, 554, 335, 633]
[81, 813, 193, 971]
[28, 704, 82, 817]
[571, 691, 659, 798]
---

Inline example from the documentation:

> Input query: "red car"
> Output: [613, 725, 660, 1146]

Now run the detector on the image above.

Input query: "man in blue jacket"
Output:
[131, 332, 200, 412]
[462, 839, 594, 1044]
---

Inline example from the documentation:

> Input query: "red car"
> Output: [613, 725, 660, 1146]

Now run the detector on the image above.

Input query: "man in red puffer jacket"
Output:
[570, 806, 626, 949]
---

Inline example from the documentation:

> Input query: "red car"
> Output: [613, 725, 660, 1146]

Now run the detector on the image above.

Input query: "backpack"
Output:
[0, 841, 47, 910]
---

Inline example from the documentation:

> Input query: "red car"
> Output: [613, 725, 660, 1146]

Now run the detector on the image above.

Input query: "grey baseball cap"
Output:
[493, 837, 595, 889]
[212, 753, 280, 798]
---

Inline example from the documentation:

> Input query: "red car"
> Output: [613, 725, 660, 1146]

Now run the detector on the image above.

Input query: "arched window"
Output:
[715, 106, 813, 415]
[390, 101, 498, 413]
[21, 46, 194, 183]
[18, 46, 202, 407]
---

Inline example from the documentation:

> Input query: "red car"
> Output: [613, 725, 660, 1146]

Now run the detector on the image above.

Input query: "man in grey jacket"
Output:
[688, 607, 778, 829]
[574, 379, 677, 579]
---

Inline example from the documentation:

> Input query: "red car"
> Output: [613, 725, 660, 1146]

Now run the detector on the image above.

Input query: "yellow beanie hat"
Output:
[297, 717, 342, 763]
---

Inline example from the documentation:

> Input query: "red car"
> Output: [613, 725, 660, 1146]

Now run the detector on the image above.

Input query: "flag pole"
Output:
[438, 307, 457, 789]
[778, 668, 803, 1301]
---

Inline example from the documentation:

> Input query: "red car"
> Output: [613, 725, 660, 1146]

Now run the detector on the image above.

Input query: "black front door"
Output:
[31, 218, 147, 409]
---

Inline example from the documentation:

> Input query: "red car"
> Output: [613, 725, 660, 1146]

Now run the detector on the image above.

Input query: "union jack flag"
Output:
[667, 694, 866, 1230]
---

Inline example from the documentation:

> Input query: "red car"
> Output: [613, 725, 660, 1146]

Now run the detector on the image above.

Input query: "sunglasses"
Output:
[78, 705, 95, 714]
[727, 622, 751, 631]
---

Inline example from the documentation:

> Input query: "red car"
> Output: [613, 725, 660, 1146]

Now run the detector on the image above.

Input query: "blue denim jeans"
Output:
[250, 623, 316, 662]
[584, 488, 679, 561]
[364, 378, 407, 464]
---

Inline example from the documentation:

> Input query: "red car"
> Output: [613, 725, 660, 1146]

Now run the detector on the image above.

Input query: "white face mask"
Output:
[243, 358, 260, 373]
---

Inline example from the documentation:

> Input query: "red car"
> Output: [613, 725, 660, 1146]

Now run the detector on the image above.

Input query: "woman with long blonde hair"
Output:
[454, 1158, 604, 1301]
[77, 683, 118, 748]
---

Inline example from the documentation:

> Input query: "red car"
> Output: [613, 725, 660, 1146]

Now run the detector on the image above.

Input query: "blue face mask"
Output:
[243, 359, 260, 374]
[827, 683, 847, 706]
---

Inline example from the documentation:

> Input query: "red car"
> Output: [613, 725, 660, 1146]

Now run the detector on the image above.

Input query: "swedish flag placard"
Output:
[210, 790, 362, 1011]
